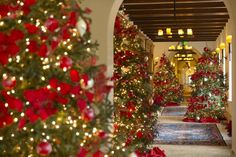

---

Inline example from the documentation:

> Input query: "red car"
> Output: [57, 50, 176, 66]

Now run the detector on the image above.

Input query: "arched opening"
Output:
[83, 0, 236, 155]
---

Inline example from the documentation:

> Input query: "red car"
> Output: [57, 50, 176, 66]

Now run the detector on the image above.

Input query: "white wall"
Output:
[153, 41, 216, 61]
[215, 17, 233, 119]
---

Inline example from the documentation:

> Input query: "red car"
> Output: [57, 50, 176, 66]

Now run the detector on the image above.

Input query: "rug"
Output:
[154, 123, 226, 146]
[161, 106, 187, 116]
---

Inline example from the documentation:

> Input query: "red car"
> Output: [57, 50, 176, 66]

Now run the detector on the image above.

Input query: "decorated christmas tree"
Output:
[113, 15, 164, 156]
[183, 48, 227, 123]
[0, 0, 113, 156]
[153, 53, 183, 106]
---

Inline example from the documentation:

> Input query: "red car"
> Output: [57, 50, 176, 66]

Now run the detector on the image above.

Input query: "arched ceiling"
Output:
[122, 0, 229, 42]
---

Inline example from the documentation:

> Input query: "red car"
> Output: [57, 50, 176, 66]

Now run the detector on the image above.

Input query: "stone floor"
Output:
[153, 107, 232, 157]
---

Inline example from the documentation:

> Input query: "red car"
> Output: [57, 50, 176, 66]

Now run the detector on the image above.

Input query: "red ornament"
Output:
[36, 141, 52, 156]
[70, 69, 80, 82]
[2, 77, 16, 90]
[60, 56, 73, 69]
[81, 108, 95, 122]
[136, 130, 143, 139]
[45, 18, 59, 32]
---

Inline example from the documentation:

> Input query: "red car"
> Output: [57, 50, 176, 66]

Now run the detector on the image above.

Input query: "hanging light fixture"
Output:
[157, 0, 193, 37]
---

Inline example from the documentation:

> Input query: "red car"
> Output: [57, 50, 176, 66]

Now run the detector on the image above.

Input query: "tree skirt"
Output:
[154, 123, 226, 146]
[161, 106, 187, 116]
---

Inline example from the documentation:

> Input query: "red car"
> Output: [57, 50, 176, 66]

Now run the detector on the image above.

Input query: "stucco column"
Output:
[81, 0, 123, 77]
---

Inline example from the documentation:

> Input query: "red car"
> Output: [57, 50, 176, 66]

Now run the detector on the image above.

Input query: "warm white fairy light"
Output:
[26, 101, 30, 105]
[80, 143, 84, 147]
[5, 103, 8, 107]
[55, 125, 60, 129]
[44, 125, 47, 129]
[67, 45, 72, 50]
[87, 48, 91, 52]
[82, 124, 87, 128]
[111, 151, 114, 154]
[41, 26, 47, 32]
[23, 127, 27, 131]
[46, 136, 50, 140]
[92, 128, 97, 133]
[30, 138, 34, 141]
[47, 85, 51, 89]
[116, 146, 120, 150]
[36, 19, 40, 27]
[30, 129, 34, 132]
[57, 87, 61, 91]
[52, 121, 56, 125]
[14, 118, 18, 122]
[7, 12, 11, 16]
[69, 127, 73, 130]
[11, 90, 15, 94]
[63, 41, 67, 45]
[62, 16, 66, 19]
[17, 20, 22, 24]
[88, 40, 91, 43]
[42, 132, 46, 136]
[0, 137, 3, 140]
[122, 148, 125, 152]
[0, 21, 4, 26]
[21, 113, 25, 117]
[71, 94, 75, 98]
[50, 15, 54, 18]
[44, 10, 48, 14]
[63, 67, 67, 72]
[11, 134, 15, 137]
[85, 132, 89, 136]
[41, 76, 45, 81]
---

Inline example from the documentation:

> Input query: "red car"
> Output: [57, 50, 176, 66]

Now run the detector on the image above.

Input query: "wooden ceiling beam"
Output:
[130, 15, 229, 20]
[134, 19, 228, 24]
[151, 38, 217, 42]
[138, 23, 226, 27]
[124, 0, 222, 4]
[125, 8, 227, 14]
[124, 2, 225, 10]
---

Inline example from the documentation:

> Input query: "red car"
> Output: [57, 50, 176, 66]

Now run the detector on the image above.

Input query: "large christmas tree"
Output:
[153, 53, 183, 106]
[113, 15, 163, 156]
[184, 48, 227, 123]
[0, 0, 113, 156]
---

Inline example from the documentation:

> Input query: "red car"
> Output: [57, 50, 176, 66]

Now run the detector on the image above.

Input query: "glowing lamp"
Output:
[215, 47, 220, 53]
[220, 43, 225, 49]
[158, 29, 163, 36]
[187, 29, 193, 35]
[178, 29, 184, 35]
[166, 28, 172, 35]
[226, 35, 232, 43]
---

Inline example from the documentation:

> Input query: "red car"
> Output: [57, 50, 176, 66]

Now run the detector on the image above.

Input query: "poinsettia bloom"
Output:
[18, 118, 26, 129]
[38, 43, 48, 57]
[9, 29, 24, 42]
[85, 91, 94, 103]
[68, 12, 77, 26]
[93, 150, 104, 157]
[62, 28, 70, 40]
[4, 94, 23, 112]
[58, 82, 71, 95]
[45, 18, 59, 32]
[28, 40, 38, 53]
[77, 99, 87, 111]
[24, 23, 38, 34]
[2, 77, 16, 90]
[7, 43, 20, 56]
[77, 147, 88, 157]
[60, 56, 73, 69]
[24, 0, 36, 7]
[0, 101, 13, 128]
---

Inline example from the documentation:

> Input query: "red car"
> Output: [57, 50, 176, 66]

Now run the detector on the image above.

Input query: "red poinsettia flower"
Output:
[28, 40, 38, 53]
[68, 11, 77, 26]
[70, 69, 80, 82]
[38, 43, 48, 57]
[0, 101, 13, 128]
[77, 147, 88, 157]
[24, 23, 39, 34]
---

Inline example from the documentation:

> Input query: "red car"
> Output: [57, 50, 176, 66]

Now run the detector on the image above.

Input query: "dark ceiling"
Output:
[122, 0, 229, 42]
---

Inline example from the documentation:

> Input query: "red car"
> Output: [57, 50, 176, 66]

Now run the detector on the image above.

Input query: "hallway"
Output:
[154, 106, 232, 157]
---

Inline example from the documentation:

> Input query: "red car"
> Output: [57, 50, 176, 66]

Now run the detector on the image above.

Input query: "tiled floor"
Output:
[153, 106, 232, 157]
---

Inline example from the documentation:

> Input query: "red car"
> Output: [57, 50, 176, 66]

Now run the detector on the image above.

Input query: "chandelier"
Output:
[168, 42, 195, 61]
[157, 0, 193, 38]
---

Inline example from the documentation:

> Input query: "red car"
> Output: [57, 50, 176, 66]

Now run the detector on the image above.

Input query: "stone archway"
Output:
[83, 0, 236, 155]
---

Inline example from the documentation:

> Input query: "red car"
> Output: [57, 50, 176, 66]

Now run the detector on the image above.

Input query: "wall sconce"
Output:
[215, 47, 220, 53]
[166, 28, 172, 35]
[158, 29, 164, 36]
[187, 29, 193, 35]
[227, 35, 232, 61]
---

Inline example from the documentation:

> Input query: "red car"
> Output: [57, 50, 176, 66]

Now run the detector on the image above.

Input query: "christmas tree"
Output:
[184, 48, 227, 123]
[0, 0, 113, 156]
[113, 15, 163, 156]
[153, 53, 183, 106]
